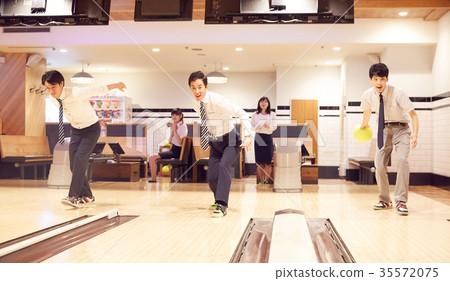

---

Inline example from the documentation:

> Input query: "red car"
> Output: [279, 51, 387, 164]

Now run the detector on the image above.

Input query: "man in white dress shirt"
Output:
[360, 63, 419, 215]
[189, 71, 252, 218]
[42, 70, 126, 207]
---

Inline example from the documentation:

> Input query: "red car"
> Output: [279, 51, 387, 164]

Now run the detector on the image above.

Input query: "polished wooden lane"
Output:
[0, 178, 449, 263]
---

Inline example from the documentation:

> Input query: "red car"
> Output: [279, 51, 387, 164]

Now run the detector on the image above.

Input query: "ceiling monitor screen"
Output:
[1, 0, 73, 16]
[205, 0, 354, 24]
[0, 0, 111, 26]
[134, 0, 193, 21]
[240, 0, 318, 14]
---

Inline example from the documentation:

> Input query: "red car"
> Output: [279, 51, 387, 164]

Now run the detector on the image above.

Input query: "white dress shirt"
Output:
[170, 122, 188, 147]
[251, 111, 277, 135]
[50, 86, 109, 129]
[193, 90, 251, 137]
[361, 84, 415, 124]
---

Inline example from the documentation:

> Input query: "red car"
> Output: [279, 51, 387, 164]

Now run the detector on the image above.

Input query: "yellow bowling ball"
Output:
[353, 125, 373, 143]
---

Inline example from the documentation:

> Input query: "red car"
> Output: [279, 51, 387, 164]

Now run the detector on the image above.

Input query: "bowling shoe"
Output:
[373, 201, 392, 210]
[211, 204, 227, 218]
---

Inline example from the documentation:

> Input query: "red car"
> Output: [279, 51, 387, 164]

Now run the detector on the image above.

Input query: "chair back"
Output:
[179, 137, 192, 164]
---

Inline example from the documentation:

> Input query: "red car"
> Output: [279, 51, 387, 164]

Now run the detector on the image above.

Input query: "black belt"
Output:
[385, 122, 407, 126]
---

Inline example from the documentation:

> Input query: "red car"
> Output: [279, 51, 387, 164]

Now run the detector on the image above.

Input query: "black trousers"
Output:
[68, 122, 100, 198]
[208, 129, 242, 206]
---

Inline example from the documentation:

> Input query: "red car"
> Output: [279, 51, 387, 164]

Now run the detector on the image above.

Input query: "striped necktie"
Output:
[200, 101, 210, 151]
[377, 93, 384, 149]
[57, 98, 65, 145]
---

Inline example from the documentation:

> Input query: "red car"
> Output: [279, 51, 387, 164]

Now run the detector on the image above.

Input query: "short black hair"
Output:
[188, 71, 208, 87]
[256, 96, 271, 114]
[171, 108, 184, 122]
[369, 63, 389, 79]
[42, 70, 65, 86]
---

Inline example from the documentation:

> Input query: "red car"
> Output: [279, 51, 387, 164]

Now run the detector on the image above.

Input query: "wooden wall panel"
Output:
[25, 58, 47, 136]
[355, 0, 450, 9]
[291, 100, 318, 162]
[0, 53, 46, 136]
[0, 53, 26, 135]
[110, 0, 135, 21]
[193, 0, 206, 20]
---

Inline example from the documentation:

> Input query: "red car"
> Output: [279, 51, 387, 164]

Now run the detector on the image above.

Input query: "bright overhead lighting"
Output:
[325, 61, 333, 65]
[235, 47, 243, 52]
[71, 64, 94, 84]
[207, 70, 227, 84]
[71, 71, 94, 84]
[333, 47, 341, 51]
[222, 66, 230, 71]
[207, 63, 228, 83]
[59, 49, 68, 53]
[152, 48, 160, 52]
[399, 11, 408, 16]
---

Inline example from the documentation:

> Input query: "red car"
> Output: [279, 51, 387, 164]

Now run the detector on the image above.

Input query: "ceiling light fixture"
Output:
[152, 48, 160, 52]
[235, 47, 243, 52]
[333, 47, 341, 51]
[207, 63, 228, 84]
[71, 64, 95, 84]
[399, 11, 408, 16]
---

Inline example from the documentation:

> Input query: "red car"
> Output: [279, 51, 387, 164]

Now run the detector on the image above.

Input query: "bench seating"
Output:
[0, 135, 52, 179]
[156, 137, 192, 183]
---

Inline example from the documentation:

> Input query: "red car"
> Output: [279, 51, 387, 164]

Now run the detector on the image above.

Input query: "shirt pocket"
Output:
[387, 97, 399, 109]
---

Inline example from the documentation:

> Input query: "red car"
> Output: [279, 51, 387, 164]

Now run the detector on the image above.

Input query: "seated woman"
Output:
[148, 108, 188, 182]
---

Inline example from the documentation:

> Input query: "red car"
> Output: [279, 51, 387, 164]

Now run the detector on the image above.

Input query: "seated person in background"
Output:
[148, 108, 188, 182]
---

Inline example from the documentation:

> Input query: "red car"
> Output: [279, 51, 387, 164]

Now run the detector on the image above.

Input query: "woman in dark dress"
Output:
[251, 97, 277, 184]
